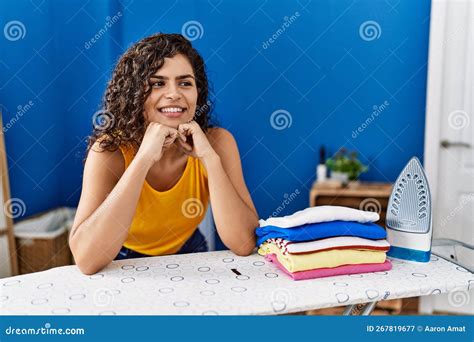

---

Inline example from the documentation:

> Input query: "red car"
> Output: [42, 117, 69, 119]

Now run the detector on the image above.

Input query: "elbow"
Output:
[76, 262, 99, 276]
[233, 246, 255, 257]
[223, 222, 258, 257]
[72, 249, 100, 275]
[74, 255, 107, 275]
[230, 238, 256, 257]
[70, 239, 107, 276]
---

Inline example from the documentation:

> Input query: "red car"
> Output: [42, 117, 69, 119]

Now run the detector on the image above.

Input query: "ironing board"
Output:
[0, 250, 472, 315]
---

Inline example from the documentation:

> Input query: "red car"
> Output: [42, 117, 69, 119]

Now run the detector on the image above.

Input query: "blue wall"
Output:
[0, 0, 431, 222]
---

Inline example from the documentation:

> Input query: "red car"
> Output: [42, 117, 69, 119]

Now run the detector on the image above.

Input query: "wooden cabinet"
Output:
[310, 182, 392, 227]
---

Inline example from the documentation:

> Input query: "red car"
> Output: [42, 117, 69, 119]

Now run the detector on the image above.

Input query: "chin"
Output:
[169, 122, 180, 129]
[167, 117, 194, 126]
[148, 116, 194, 128]
[148, 119, 178, 128]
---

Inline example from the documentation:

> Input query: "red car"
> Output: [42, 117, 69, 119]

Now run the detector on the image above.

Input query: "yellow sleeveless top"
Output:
[119, 145, 209, 255]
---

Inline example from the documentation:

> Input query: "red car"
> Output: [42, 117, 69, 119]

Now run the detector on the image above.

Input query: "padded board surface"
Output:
[1, 251, 472, 315]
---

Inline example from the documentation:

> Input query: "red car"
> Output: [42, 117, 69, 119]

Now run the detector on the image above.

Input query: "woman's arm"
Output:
[70, 123, 180, 275]
[69, 147, 153, 275]
[203, 128, 259, 256]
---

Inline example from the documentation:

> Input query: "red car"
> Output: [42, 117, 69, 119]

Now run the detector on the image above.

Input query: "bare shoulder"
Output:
[207, 127, 237, 155]
[207, 126, 231, 139]
[86, 141, 125, 182]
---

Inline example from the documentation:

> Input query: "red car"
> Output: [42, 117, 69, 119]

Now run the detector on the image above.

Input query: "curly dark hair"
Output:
[87, 33, 214, 153]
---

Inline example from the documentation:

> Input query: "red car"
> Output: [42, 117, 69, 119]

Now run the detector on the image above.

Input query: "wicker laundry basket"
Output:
[14, 207, 75, 274]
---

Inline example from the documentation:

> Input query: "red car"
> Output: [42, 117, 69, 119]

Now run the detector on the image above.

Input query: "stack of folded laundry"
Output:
[257, 206, 392, 280]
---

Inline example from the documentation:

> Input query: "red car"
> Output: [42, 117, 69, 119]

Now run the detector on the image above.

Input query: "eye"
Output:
[150, 81, 165, 88]
[179, 81, 193, 87]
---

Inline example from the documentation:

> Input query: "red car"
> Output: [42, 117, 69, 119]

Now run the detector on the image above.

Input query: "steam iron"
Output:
[386, 157, 432, 263]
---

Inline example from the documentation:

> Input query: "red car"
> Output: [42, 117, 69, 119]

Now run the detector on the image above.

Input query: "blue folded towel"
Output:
[256, 220, 386, 246]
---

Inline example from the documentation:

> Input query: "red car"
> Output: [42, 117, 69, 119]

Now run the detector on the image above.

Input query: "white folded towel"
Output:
[268, 236, 390, 255]
[259, 205, 380, 228]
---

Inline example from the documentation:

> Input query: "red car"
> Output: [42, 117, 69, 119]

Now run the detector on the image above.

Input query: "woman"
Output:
[69, 33, 258, 275]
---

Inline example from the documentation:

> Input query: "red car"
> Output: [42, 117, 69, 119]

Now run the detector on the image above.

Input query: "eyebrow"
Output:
[149, 74, 195, 80]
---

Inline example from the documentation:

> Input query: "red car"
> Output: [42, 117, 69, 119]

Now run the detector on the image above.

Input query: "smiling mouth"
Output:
[158, 106, 187, 113]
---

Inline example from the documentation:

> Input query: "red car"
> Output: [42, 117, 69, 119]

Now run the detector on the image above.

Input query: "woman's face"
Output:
[143, 53, 198, 128]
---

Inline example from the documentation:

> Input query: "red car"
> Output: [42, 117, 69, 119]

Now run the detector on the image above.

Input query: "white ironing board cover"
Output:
[1, 251, 472, 315]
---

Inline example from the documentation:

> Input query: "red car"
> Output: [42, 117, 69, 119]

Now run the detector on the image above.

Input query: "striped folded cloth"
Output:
[267, 236, 390, 255]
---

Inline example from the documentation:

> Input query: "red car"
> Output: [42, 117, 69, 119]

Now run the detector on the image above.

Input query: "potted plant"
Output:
[326, 148, 368, 183]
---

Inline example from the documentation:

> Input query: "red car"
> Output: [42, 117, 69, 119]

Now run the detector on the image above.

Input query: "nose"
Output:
[164, 83, 181, 101]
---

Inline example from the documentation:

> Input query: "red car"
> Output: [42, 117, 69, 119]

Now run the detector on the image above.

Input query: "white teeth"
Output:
[160, 107, 184, 113]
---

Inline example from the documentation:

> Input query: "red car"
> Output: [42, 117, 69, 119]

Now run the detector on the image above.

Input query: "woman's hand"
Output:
[136, 122, 183, 167]
[177, 120, 217, 162]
